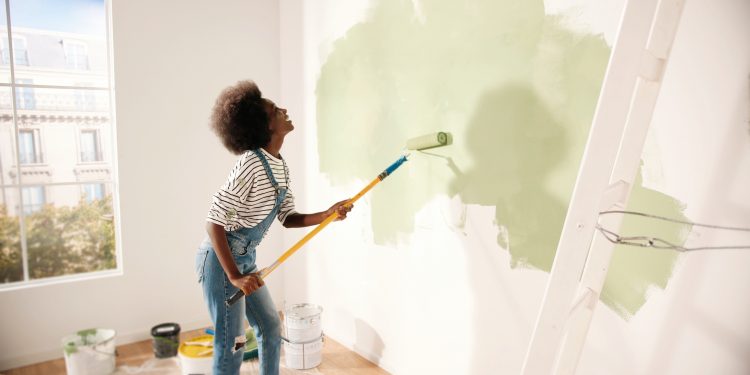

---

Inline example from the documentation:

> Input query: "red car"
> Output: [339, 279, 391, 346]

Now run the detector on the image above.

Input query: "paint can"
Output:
[283, 303, 324, 369]
[284, 303, 323, 342]
[283, 335, 324, 370]
[151, 322, 181, 358]
[178, 334, 213, 375]
[61, 328, 116, 375]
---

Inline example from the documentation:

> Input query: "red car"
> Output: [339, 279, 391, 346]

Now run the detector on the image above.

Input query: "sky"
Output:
[6, 0, 106, 36]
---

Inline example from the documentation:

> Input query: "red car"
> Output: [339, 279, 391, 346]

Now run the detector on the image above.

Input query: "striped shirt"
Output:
[206, 148, 297, 231]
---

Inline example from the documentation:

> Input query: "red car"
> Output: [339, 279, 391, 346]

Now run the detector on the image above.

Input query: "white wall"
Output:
[279, 0, 750, 374]
[0, 0, 284, 369]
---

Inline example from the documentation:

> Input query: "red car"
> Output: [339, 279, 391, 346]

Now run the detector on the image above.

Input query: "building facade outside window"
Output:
[0, 0, 118, 287]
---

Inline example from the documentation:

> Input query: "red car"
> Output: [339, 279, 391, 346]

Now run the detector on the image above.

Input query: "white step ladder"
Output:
[521, 0, 687, 374]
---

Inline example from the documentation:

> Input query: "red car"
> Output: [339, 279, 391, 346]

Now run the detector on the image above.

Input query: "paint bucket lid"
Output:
[178, 335, 214, 359]
[285, 303, 322, 321]
[151, 322, 180, 337]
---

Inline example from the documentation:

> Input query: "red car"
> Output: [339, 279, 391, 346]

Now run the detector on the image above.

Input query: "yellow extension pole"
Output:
[226, 155, 409, 306]
[259, 175, 382, 279]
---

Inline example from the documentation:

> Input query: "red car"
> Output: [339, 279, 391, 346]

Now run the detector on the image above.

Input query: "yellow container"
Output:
[178, 335, 213, 375]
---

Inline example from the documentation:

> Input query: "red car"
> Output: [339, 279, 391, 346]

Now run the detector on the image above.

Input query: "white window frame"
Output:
[0, 0, 121, 290]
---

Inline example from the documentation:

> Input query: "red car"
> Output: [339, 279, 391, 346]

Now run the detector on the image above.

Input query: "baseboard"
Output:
[327, 334, 393, 374]
[0, 319, 212, 371]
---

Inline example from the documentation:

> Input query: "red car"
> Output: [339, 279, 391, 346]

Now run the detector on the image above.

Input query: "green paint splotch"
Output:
[316, 0, 687, 317]
[602, 172, 690, 318]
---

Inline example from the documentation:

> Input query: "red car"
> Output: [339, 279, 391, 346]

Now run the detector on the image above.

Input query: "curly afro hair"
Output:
[209, 80, 271, 154]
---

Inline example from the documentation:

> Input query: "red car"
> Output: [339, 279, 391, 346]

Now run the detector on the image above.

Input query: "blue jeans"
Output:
[196, 239, 282, 375]
[196, 149, 285, 375]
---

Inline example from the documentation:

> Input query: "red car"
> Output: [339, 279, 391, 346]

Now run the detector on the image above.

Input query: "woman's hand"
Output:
[229, 271, 264, 296]
[325, 199, 353, 221]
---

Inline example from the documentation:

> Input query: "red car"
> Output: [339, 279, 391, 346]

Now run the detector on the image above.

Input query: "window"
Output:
[80, 129, 102, 162]
[0, 0, 118, 286]
[14, 78, 35, 110]
[1, 36, 29, 66]
[18, 129, 42, 164]
[21, 186, 45, 214]
[82, 184, 104, 202]
[64, 40, 89, 70]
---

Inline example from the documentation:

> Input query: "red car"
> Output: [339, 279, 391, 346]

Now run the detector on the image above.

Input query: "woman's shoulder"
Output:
[239, 149, 263, 164]
[230, 150, 264, 177]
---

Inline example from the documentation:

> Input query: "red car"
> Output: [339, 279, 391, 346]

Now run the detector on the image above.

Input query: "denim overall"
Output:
[196, 149, 284, 375]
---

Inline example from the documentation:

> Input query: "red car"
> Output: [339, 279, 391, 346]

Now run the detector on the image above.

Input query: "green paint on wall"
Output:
[315, 0, 687, 317]
[602, 172, 690, 318]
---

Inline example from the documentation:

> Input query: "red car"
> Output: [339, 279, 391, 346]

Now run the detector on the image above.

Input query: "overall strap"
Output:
[252, 149, 284, 195]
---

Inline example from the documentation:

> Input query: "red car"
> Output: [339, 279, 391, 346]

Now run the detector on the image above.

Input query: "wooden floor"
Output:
[2, 328, 389, 375]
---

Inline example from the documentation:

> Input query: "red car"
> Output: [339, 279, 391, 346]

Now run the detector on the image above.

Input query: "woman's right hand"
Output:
[229, 272, 264, 296]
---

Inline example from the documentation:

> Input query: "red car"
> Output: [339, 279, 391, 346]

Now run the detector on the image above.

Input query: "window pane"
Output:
[10, 0, 108, 88]
[0, 3, 9, 83]
[24, 183, 115, 280]
[0, 187, 22, 284]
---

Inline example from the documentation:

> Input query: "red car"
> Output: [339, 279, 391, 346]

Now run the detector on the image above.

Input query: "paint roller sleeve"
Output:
[406, 132, 453, 151]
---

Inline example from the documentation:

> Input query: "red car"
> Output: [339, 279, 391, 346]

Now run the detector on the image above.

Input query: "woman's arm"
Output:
[206, 222, 263, 295]
[283, 199, 352, 228]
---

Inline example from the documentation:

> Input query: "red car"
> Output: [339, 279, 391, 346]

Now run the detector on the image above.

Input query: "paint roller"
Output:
[226, 131, 453, 306]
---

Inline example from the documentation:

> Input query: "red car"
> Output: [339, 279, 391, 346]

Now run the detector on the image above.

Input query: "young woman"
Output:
[195, 80, 351, 375]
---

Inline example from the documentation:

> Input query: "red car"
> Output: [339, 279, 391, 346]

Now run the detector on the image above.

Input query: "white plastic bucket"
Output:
[283, 303, 324, 369]
[284, 303, 322, 342]
[62, 328, 116, 375]
[283, 335, 323, 370]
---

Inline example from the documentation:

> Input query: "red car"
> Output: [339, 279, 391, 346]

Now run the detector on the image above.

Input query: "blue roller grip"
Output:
[379, 155, 408, 180]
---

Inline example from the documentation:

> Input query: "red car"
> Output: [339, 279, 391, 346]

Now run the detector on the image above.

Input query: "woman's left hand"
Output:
[326, 199, 353, 221]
